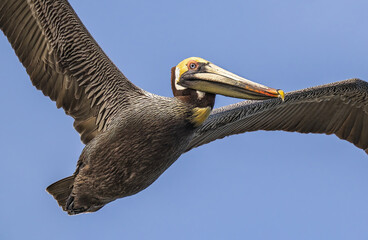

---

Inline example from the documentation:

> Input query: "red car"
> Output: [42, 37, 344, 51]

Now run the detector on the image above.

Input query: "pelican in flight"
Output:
[1, 0, 367, 215]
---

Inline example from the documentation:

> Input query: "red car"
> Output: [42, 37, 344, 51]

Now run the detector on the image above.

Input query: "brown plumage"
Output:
[1, 0, 367, 215]
[187, 79, 368, 153]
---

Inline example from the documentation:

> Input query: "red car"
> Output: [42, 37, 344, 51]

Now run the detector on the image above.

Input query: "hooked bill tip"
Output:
[277, 89, 285, 101]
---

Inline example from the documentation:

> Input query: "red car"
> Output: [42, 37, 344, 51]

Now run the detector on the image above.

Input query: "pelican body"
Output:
[1, 0, 368, 215]
[65, 96, 197, 213]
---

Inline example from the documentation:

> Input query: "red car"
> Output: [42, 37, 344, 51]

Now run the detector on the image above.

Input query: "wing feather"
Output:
[186, 79, 368, 153]
[0, 0, 142, 144]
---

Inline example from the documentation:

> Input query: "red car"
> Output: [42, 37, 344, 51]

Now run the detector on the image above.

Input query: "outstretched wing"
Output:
[186, 79, 368, 153]
[0, 0, 143, 144]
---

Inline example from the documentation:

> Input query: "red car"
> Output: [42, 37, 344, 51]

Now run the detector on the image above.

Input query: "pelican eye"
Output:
[189, 62, 197, 70]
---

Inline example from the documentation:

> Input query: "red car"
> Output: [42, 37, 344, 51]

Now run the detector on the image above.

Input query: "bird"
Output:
[0, 0, 367, 215]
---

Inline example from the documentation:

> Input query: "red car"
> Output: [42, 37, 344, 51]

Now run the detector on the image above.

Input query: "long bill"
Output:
[179, 62, 284, 101]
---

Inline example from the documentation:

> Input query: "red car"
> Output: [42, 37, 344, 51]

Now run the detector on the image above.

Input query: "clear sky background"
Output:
[1, 0, 368, 239]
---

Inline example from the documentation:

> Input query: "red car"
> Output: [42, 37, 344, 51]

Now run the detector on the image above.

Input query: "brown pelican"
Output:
[0, 0, 367, 215]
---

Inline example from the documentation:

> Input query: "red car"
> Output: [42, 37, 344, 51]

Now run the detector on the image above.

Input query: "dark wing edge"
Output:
[186, 78, 368, 154]
[0, 0, 142, 144]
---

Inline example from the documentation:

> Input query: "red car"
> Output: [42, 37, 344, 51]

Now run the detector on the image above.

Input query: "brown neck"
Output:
[171, 67, 215, 109]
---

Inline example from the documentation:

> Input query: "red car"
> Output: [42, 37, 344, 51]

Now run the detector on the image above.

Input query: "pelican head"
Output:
[171, 57, 284, 109]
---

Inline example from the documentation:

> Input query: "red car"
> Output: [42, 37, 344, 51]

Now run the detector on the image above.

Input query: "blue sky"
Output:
[0, 0, 367, 239]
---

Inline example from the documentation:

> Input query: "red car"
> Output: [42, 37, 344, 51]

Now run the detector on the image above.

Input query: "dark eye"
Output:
[189, 62, 197, 69]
